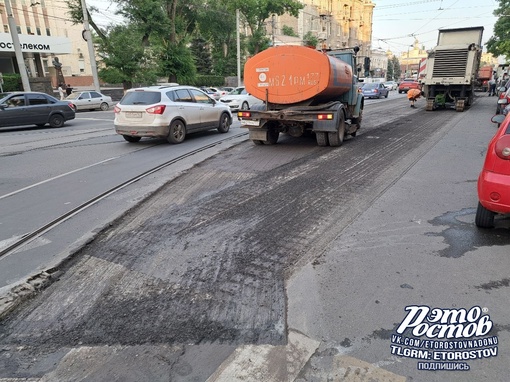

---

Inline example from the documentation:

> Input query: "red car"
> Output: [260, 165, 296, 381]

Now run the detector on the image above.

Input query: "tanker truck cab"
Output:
[238, 45, 364, 147]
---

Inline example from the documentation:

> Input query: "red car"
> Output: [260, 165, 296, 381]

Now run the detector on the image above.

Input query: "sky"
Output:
[85, 0, 500, 55]
[372, 0, 499, 54]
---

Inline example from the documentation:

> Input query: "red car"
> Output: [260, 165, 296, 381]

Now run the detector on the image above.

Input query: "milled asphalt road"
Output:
[0, 94, 508, 381]
[286, 94, 510, 381]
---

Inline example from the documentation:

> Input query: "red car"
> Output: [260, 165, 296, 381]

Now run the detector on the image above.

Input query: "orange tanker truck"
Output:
[237, 45, 364, 146]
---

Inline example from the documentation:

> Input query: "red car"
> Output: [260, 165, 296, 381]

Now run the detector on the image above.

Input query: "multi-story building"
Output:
[399, 40, 428, 79]
[271, 0, 375, 61]
[0, 0, 94, 87]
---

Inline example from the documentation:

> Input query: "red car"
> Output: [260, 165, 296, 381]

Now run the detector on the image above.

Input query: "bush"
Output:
[1, 74, 22, 92]
[189, 75, 225, 87]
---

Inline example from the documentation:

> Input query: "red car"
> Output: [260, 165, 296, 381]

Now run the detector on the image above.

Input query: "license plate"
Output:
[126, 112, 142, 118]
[242, 119, 260, 126]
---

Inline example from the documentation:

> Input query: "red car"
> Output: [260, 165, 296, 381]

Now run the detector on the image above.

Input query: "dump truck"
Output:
[237, 45, 364, 146]
[475, 65, 494, 92]
[422, 26, 483, 112]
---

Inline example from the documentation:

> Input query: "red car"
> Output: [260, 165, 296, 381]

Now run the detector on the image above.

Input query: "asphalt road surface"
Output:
[0, 93, 508, 381]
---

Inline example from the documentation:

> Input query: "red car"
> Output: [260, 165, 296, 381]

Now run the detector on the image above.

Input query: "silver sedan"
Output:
[66, 91, 113, 111]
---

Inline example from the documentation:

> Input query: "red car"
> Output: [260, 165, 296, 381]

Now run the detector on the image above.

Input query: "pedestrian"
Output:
[407, 88, 421, 108]
[65, 84, 73, 96]
[488, 78, 496, 96]
[58, 83, 65, 100]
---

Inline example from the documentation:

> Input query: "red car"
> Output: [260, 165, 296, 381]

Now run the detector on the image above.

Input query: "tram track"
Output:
[0, 131, 248, 259]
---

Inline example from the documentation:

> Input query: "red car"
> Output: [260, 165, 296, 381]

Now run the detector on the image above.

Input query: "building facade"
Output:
[272, 0, 375, 60]
[0, 0, 94, 87]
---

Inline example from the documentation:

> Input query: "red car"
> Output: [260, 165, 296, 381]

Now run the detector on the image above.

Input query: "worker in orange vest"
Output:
[407, 88, 422, 108]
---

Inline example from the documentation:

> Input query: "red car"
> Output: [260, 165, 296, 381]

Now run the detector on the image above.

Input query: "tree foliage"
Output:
[194, 0, 239, 76]
[487, 0, 510, 59]
[64, 0, 305, 85]
[386, 56, 401, 81]
[190, 36, 213, 75]
[96, 24, 158, 89]
[303, 31, 318, 48]
[231, 0, 303, 54]
[282, 25, 298, 37]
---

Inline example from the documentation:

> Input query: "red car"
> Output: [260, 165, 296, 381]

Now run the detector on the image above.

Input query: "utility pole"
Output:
[81, 0, 101, 92]
[4, 0, 31, 91]
[236, 9, 241, 87]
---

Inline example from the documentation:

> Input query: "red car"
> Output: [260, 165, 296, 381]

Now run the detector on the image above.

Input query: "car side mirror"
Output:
[491, 114, 506, 124]
[497, 99, 508, 105]
[0, 103, 7, 109]
[498, 87, 506, 92]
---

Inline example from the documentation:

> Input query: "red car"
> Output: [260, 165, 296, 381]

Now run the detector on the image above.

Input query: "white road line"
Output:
[0, 157, 119, 200]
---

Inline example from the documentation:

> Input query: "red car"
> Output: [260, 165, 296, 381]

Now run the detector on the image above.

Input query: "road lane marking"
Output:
[0, 157, 119, 201]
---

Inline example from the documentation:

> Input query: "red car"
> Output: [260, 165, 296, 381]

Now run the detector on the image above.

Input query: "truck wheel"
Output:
[316, 132, 328, 146]
[475, 202, 495, 228]
[264, 128, 279, 144]
[328, 113, 345, 147]
[455, 99, 465, 112]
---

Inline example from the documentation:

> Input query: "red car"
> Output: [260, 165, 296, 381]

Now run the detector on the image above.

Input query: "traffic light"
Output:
[364, 57, 370, 77]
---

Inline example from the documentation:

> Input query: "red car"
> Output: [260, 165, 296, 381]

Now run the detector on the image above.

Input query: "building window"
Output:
[36, 27, 41, 35]
[27, 26, 32, 34]
[3, 25, 8, 33]
[46, 28, 51, 36]
[16, 26, 22, 34]
[78, 59, 85, 73]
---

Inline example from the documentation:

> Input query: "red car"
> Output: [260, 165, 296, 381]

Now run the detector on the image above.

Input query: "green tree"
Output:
[194, 0, 240, 76]
[231, 0, 303, 54]
[96, 24, 158, 90]
[282, 25, 298, 37]
[487, 0, 510, 59]
[303, 31, 318, 48]
[65, 0, 108, 42]
[387, 56, 401, 81]
[191, 36, 213, 75]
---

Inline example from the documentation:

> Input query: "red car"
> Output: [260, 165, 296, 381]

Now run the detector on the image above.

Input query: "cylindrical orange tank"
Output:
[244, 45, 353, 105]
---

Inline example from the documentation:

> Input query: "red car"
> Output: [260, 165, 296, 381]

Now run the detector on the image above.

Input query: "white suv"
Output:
[114, 85, 232, 143]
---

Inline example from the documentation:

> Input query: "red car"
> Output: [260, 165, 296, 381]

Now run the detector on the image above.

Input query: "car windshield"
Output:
[230, 88, 246, 95]
[120, 91, 161, 105]
[0, 93, 13, 102]
[362, 84, 378, 89]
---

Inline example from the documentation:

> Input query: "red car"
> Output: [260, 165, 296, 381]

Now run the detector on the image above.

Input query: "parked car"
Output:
[383, 81, 398, 90]
[361, 82, 389, 99]
[0, 91, 75, 128]
[219, 86, 260, 111]
[114, 85, 232, 144]
[65, 90, 113, 111]
[221, 87, 235, 94]
[475, 113, 510, 228]
[398, 79, 422, 93]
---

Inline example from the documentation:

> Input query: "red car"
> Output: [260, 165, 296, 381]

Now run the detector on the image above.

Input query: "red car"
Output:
[398, 79, 422, 94]
[475, 114, 510, 227]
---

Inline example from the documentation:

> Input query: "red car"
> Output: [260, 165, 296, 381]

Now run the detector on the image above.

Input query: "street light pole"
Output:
[4, 0, 31, 91]
[81, 0, 101, 92]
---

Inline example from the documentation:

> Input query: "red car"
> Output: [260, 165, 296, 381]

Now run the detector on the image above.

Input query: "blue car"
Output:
[361, 83, 389, 99]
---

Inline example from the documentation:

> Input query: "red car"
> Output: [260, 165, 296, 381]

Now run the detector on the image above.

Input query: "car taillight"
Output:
[238, 111, 251, 118]
[146, 105, 166, 114]
[114, 105, 121, 113]
[68, 103, 76, 111]
[317, 114, 333, 120]
[495, 135, 510, 159]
